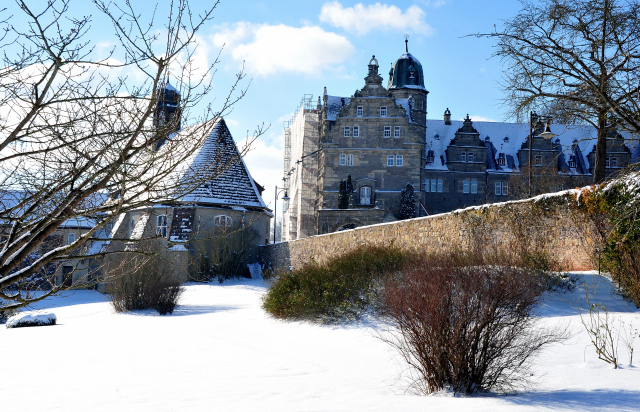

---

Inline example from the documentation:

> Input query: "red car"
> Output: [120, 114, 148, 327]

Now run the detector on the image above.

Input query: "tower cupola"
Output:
[388, 40, 427, 91]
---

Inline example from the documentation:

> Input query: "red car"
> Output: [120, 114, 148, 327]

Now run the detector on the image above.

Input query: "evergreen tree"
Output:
[400, 182, 416, 220]
[346, 175, 355, 209]
[338, 180, 348, 209]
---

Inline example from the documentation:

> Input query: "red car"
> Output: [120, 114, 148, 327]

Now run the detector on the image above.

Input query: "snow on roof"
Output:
[173, 118, 267, 208]
[423, 118, 626, 173]
[164, 81, 177, 92]
[325, 96, 351, 121]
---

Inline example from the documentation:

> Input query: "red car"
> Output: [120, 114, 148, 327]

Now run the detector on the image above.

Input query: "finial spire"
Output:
[405, 33, 409, 53]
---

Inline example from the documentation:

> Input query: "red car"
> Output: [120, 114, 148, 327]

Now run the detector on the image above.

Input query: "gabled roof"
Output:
[174, 118, 267, 208]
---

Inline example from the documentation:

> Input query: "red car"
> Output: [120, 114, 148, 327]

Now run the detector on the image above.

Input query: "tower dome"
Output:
[387, 40, 426, 91]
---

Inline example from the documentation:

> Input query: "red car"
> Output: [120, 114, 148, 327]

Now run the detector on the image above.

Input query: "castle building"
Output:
[282, 45, 638, 241]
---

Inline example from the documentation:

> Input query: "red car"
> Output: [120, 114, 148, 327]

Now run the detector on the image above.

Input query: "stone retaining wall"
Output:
[261, 192, 600, 272]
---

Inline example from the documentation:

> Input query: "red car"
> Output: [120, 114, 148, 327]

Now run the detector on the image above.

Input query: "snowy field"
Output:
[1, 272, 639, 412]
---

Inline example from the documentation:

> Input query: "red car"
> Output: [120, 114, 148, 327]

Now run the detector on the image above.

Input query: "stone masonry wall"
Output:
[261, 192, 600, 272]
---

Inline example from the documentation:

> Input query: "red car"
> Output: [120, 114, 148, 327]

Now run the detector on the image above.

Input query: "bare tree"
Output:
[476, 0, 640, 183]
[0, 0, 262, 310]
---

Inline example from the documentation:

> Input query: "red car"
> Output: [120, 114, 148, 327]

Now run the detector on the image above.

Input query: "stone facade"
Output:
[283, 46, 638, 240]
[263, 192, 600, 273]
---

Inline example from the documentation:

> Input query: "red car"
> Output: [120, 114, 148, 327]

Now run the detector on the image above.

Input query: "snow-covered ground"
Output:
[1, 272, 639, 411]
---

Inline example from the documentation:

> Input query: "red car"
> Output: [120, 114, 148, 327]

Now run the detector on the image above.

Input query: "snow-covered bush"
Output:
[6, 312, 56, 328]
[108, 253, 183, 315]
[379, 250, 568, 395]
[262, 245, 408, 322]
[0, 302, 20, 324]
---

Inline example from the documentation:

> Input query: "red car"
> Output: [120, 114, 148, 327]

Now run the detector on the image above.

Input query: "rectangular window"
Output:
[214, 215, 232, 227]
[384, 126, 391, 138]
[339, 154, 346, 165]
[156, 215, 168, 237]
[502, 182, 509, 196]
[380, 106, 387, 117]
[353, 126, 359, 137]
[437, 179, 443, 193]
[387, 155, 395, 166]
[606, 157, 610, 167]
[468, 152, 474, 163]
[343, 126, 350, 137]
[394, 126, 401, 138]
[463, 179, 470, 194]
[535, 155, 543, 166]
[347, 154, 353, 166]
[495, 182, 502, 195]
[461, 152, 466, 162]
[68, 233, 75, 245]
[431, 179, 437, 193]
[471, 179, 478, 194]
[396, 155, 403, 167]
[612, 157, 618, 167]
[360, 186, 371, 205]
[357, 106, 363, 117]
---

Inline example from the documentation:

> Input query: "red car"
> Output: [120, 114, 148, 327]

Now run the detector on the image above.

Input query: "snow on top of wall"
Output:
[325, 96, 351, 121]
[424, 119, 612, 173]
[394, 99, 413, 123]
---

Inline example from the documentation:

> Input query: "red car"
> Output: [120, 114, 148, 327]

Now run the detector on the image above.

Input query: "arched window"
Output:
[360, 186, 372, 205]
[214, 215, 232, 228]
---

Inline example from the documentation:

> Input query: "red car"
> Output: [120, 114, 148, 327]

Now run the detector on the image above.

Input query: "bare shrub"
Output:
[108, 253, 183, 315]
[379, 250, 568, 395]
[188, 224, 260, 283]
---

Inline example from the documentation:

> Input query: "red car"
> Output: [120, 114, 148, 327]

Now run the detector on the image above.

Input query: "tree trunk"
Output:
[593, 114, 608, 184]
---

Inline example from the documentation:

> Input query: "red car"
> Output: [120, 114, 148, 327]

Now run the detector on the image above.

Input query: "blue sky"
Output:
[6, 0, 527, 211]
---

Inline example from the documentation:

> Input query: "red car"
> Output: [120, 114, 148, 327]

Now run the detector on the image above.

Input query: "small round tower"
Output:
[388, 38, 428, 125]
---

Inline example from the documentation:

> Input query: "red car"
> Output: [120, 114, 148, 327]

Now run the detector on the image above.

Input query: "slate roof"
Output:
[424, 118, 637, 173]
[172, 118, 267, 208]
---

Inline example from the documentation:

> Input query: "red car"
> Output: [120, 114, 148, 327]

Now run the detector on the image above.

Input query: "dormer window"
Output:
[357, 106, 363, 117]
[497, 153, 506, 166]
[426, 150, 435, 164]
[434, 133, 440, 140]
[503, 136, 509, 143]
[568, 155, 576, 168]
[380, 107, 387, 117]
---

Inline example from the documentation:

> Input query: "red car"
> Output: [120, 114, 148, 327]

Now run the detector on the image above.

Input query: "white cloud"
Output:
[319, 2, 434, 36]
[225, 118, 240, 127]
[277, 113, 295, 123]
[240, 137, 285, 209]
[212, 23, 355, 77]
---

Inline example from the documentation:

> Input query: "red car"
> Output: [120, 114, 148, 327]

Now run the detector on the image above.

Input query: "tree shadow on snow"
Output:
[170, 304, 244, 316]
[502, 389, 640, 411]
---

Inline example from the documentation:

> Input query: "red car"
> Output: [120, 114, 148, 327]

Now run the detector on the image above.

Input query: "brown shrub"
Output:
[379, 250, 568, 395]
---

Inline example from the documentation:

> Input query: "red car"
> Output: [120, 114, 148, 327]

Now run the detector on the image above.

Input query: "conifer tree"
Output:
[400, 182, 416, 220]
